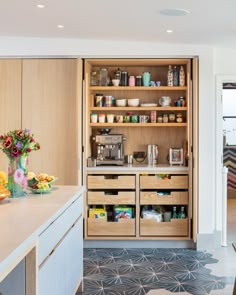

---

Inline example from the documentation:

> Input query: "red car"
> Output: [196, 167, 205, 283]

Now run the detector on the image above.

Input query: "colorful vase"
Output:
[8, 155, 28, 197]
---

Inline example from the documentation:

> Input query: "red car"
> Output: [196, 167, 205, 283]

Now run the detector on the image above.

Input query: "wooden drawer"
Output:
[140, 218, 189, 236]
[87, 175, 135, 189]
[88, 191, 135, 205]
[140, 191, 188, 205]
[87, 218, 135, 236]
[140, 175, 188, 189]
[38, 195, 83, 265]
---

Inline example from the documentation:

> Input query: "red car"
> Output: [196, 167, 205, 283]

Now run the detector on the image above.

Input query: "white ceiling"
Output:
[0, 0, 236, 48]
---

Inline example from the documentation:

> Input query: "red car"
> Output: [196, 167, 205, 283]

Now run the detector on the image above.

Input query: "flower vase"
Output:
[8, 156, 28, 197]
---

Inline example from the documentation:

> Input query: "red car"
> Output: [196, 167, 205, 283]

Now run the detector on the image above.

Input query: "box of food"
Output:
[89, 208, 107, 221]
[114, 206, 133, 222]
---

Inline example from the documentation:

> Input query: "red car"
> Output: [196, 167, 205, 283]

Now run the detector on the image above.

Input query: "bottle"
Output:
[172, 206, 178, 219]
[115, 68, 121, 80]
[173, 66, 178, 86]
[99, 68, 108, 86]
[167, 65, 173, 86]
[179, 66, 185, 86]
[129, 76, 135, 86]
[179, 206, 186, 219]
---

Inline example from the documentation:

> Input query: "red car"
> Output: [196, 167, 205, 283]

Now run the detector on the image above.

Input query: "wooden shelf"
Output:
[90, 107, 187, 111]
[90, 86, 187, 91]
[89, 123, 187, 127]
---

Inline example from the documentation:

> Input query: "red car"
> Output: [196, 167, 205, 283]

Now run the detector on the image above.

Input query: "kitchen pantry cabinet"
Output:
[0, 59, 81, 185]
[84, 58, 198, 241]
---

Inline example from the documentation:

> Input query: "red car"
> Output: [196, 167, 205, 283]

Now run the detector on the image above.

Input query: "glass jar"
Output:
[163, 114, 168, 123]
[157, 115, 163, 123]
[90, 71, 98, 86]
[176, 113, 183, 123]
[99, 68, 108, 86]
[169, 113, 176, 122]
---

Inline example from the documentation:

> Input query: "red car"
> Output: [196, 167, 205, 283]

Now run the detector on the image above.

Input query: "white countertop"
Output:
[86, 163, 189, 172]
[0, 185, 84, 281]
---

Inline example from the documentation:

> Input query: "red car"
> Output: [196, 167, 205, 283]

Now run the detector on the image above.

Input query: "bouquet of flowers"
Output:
[0, 129, 40, 160]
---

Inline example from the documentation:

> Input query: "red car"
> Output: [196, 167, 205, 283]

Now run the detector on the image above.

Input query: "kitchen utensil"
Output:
[147, 144, 158, 165]
[159, 96, 171, 107]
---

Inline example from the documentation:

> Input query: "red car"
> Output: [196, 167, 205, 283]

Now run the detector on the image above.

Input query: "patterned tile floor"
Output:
[77, 248, 235, 295]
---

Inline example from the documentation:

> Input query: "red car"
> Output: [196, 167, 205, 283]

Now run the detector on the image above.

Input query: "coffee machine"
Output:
[93, 134, 125, 165]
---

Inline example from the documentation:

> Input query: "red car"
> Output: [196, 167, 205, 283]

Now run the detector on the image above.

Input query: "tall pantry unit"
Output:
[83, 58, 198, 243]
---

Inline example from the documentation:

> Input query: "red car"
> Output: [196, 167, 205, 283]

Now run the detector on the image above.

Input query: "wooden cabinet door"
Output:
[22, 59, 79, 185]
[0, 59, 22, 172]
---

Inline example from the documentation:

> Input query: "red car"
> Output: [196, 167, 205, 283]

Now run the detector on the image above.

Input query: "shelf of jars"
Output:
[89, 123, 187, 127]
[90, 107, 187, 111]
[89, 86, 188, 91]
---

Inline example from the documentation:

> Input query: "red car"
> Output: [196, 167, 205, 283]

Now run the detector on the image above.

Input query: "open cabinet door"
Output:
[76, 58, 83, 186]
[192, 57, 199, 243]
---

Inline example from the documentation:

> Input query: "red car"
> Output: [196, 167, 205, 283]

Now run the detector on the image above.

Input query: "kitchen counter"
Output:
[0, 185, 84, 293]
[86, 163, 189, 172]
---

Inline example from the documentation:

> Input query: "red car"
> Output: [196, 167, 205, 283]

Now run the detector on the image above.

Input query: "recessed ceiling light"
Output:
[160, 8, 190, 16]
[37, 4, 45, 8]
[57, 25, 64, 29]
[166, 29, 173, 33]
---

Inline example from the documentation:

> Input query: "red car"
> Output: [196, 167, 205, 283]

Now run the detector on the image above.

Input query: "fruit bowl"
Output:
[29, 187, 52, 194]
[27, 172, 58, 194]
[0, 185, 10, 201]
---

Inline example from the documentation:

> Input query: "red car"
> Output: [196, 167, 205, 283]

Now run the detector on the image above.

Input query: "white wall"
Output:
[0, 36, 215, 236]
[213, 48, 236, 235]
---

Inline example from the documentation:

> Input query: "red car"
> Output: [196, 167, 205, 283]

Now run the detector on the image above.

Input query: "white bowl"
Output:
[112, 79, 120, 86]
[128, 98, 140, 107]
[116, 99, 127, 107]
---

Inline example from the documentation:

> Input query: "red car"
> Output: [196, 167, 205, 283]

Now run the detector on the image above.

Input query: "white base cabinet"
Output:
[38, 194, 83, 295]
[39, 215, 83, 295]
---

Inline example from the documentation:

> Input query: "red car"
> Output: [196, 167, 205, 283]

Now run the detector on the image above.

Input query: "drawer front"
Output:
[140, 218, 189, 236]
[38, 195, 83, 265]
[88, 191, 135, 205]
[140, 191, 188, 205]
[87, 175, 135, 189]
[140, 175, 188, 189]
[87, 218, 135, 236]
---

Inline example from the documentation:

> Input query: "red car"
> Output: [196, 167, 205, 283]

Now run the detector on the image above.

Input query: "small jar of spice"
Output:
[163, 114, 168, 123]
[176, 113, 183, 123]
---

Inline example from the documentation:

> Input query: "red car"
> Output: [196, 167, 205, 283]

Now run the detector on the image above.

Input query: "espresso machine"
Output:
[93, 133, 125, 165]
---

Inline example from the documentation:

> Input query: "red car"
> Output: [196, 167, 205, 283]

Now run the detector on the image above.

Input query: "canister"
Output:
[136, 76, 142, 86]
[121, 71, 128, 86]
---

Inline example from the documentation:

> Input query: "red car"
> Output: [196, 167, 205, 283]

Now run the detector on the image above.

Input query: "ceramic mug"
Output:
[131, 115, 138, 123]
[107, 114, 114, 123]
[90, 113, 98, 123]
[123, 115, 130, 123]
[139, 115, 149, 123]
[98, 114, 106, 123]
[116, 115, 123, 123]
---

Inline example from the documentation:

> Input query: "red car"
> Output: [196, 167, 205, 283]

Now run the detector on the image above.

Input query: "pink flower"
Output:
[14, 168, 24, 184]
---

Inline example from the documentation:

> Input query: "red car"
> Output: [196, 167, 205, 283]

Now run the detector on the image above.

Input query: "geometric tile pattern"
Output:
[77, 248, 233, 295]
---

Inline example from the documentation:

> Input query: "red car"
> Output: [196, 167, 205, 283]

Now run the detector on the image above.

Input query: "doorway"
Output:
[216, 75, 236, 246]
